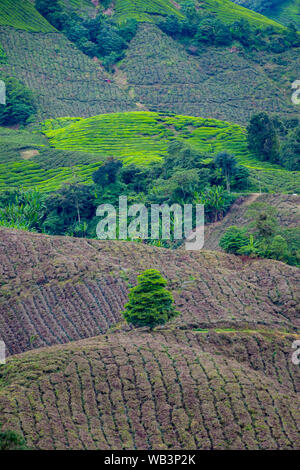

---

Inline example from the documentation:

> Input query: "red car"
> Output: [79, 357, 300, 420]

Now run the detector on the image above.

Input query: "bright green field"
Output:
[41, 112, 286, 170]
[0, 126, 104, 192]
[0, 0, 55, 32]
[1, 112, 299, 193]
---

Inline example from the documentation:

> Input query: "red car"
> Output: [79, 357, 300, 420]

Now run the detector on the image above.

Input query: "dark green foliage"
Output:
[35, 0, 138, 69]
[92, 158, 123, 187]
[43, 184, 95, 236]
[219, 226, 249, 254]
[231, 0, 284, 14]
[269, 234, 289, 260]
[0, 427, 27, 450]
[231, 165, 250, 189]
[247, 114, 300, 170]
[214, 152, 237, 192]
[158, 15, 182, 37]
[0, 77, 36, 125]
[0, 188, 45, 231]
[279, 126, 300, 170]
[123, 269, 179, 329]
[247, 113, 280, 163]
[220, 202, 299, 266]
[196, 185, 234, 222]
[0, 42, 6, 63]
[158, 8, 299, 52]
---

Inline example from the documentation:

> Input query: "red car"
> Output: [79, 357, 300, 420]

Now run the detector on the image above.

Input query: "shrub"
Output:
[0, 428, 27, 450]
[269, 234, 289, 261]
[219, 226, 249, 254]
[123, 269, 179, 330]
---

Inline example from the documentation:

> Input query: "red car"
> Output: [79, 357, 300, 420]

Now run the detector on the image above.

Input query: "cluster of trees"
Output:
[0, 142, 250, 241]
[219, 203, 299, 266]
[158, 1, 299, 53]
[35, 0, 137, 70]
[233, 0, 285, 14]
[0, 77, 36, 125]
[247, 113, 300, 170]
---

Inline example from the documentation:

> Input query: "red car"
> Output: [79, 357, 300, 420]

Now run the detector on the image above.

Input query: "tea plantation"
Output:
[0, 0, 55, 32]
[1, 111, 298, 193]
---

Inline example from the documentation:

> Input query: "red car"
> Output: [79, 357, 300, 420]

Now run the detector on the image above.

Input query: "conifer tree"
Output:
[123, 269, 179, 330]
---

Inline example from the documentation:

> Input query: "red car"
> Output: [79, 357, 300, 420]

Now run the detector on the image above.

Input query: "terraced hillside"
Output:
[265, 0, 300, 29]
[192, 0, 284, 28]
[0, 227, 299, 356]
[0, 26, 136, 121]
[1, 112, 298, 193]
[231, 0, 300, 29]
[204, 193, 300, 250]
[40, 112, 300, 193]
[0, 329, 299, 450]
[120, 24, 299, 125]
[0, 6, 298, 124]
[113, 0, 183, 23]
[0, 0, 55, 32]
[39, 112, 289, 172]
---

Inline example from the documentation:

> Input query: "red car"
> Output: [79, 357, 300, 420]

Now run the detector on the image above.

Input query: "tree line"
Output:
[158, 1, 299, 54]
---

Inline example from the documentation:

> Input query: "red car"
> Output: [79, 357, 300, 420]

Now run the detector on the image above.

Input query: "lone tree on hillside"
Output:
[122, 269, 179, 330]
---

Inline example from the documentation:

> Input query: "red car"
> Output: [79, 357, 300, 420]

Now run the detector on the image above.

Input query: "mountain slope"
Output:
[0, 227, 299, 356]
[120, 23, 298, 125]
[0, 26, 136, 121]
[0, 5, 298, 124]
[113, 0, 183, 22]
[231, 0, 300, 29]
[265, 0, 300, 29]
[1, 112, 299, 193]
[0, 330, 299, 449]
[192, 0, 284, 28]
[204, 193, 300, 250]
[0, 0, 55, 32]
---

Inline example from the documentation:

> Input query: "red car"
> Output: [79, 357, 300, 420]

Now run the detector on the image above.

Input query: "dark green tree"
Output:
[247, 113, 280, 163]
[92, 158, 123, 187]
[0, 77, 36, 125]
[214, 152, 237, 192]
[123, 269, 179, 330]
[279, 126, 300, 171]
